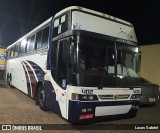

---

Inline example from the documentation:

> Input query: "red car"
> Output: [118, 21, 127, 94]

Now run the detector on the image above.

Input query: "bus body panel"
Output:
[6, 50, 48, 97]
[72, 11, 137, 43]
[68, 100, 139, 124]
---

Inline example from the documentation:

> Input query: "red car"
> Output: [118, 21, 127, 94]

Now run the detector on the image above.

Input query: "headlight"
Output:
[71, 93, 98, 101]
[88, 95, 94, 100]
[71, 93, 80, 100]
[81, 95, 88, 100]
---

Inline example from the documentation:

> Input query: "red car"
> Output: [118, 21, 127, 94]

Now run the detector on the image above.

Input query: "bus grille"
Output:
[98, 94, 130, 100]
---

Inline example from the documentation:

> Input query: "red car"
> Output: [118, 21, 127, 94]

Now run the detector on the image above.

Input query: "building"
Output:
[140, 44, 160, 86]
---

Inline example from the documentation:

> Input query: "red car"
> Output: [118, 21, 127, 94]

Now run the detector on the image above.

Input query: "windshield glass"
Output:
[78, 44, 138, 78]
[79, 44, 115, 74]
[116, 49, 138, 78]
[70, 36, 140, 87]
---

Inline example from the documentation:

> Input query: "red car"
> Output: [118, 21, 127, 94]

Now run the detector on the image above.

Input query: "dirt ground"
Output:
[0, 80, 160, 133]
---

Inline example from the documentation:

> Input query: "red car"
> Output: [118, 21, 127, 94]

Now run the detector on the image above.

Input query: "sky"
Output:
[0, 0, 160, 47]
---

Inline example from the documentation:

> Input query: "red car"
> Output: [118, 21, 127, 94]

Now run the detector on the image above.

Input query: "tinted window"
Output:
[14, 43, 19, 57]
[20, 39, 27, 54]
[26, 37, 31, 52]
[41, 27, 49, 48]
[53, 13, 69, 37]
[10, 46, 15, 57]
[7, 49, 11, 59]
[27, 35, 35, 52]
[35, 30, 42, 50]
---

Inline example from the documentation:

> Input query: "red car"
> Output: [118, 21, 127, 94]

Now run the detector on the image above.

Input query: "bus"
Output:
[0, 46, 6, 80]
[6, 6, 141, 124]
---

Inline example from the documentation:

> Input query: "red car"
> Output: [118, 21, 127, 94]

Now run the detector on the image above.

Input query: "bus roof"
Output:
[55, 6, 133, 27]
[8, 6, 134, 49]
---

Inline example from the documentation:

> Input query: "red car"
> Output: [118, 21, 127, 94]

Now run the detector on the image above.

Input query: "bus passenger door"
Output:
[55, 38, 70, 118]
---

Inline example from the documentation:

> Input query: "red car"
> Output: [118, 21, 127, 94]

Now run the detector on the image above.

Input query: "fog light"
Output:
[81, 95, 88, 100]
[88, 95, 94, 100]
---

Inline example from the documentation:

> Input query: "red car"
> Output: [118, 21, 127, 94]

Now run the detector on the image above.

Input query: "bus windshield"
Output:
[78, 43, 138, 78]
[71, 37, 140, 87]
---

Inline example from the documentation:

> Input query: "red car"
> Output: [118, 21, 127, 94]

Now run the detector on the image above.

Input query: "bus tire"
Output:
[36, 85, 49, 111]
[7, 74, 13, 88]
[128, 109, 137, 118]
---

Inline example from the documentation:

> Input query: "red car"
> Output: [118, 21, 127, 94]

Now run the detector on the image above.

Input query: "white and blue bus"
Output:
[6, 6, 141, 124]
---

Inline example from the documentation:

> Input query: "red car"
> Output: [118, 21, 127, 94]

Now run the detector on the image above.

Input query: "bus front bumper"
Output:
[68, 100, 140, 124]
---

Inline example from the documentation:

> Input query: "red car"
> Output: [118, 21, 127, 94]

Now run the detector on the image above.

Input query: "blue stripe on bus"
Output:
[68, 100, 139, 124]
[44, 80, 61, 115]
[22, 61, 37, 98]
[25, 60, 61, 114]
[26, 60, 44, 81]
[21, 61, 32, 97]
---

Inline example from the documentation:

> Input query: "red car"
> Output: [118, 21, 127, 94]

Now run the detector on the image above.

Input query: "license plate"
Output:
[149, 98, 156, 102]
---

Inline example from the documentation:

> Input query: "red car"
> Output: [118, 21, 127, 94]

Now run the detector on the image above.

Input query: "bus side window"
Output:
[14, 44, 19, 57]
[20, 39, 27, 54]
[18, 44, 21, 55]
[26, 37, 31, 53]
[35, 30, 42, 50]
[27, 35, 35, 52]
[6, 49, 11, 59]
[41, 27, 49, 48]
[10, 46, 15, 58]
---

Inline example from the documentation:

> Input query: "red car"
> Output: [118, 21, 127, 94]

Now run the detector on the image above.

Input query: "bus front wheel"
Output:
[36, 85, 49, 111]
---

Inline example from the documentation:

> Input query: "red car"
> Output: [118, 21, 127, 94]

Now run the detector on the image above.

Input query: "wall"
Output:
[140, 44, 160, 85]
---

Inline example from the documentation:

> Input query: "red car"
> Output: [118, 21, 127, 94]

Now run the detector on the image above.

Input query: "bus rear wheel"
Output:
[36, 85, 49, 111]
[7, 74, 13, 88]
